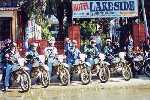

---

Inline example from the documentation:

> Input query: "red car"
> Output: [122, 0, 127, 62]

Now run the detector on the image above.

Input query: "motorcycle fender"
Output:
[62, 63, 70, 68]
[23, 66, 30, 71]
[85, 62, 92, 67]
[121, 60, 126, 63]
[103, 61, 110, 66]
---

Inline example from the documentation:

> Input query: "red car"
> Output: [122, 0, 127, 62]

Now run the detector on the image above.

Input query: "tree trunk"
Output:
[57, 2, 64, 34]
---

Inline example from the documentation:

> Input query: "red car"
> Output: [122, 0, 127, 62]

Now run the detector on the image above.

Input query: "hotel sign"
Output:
[72, 0, 138, 18]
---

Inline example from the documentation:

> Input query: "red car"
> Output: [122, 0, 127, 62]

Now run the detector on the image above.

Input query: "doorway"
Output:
[0, 17, 12, 41]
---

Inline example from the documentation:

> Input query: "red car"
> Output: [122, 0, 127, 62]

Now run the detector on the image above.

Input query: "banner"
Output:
[72, 0, 138, 18]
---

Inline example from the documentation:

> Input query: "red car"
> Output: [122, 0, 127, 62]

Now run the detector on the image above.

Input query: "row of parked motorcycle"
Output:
[1, 50, 150, 92]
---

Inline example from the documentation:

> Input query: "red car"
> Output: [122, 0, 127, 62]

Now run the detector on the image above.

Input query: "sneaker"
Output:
[2, 87, 8, 92]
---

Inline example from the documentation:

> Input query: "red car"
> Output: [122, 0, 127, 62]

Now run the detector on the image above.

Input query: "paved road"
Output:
[0, 74, 150, 92]
[1, 75, 150, 100]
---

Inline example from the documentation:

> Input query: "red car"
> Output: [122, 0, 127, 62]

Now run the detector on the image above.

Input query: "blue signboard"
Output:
[72, 0, 138, 18]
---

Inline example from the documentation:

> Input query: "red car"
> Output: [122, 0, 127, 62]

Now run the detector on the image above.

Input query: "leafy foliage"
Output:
[45, 0, 72, 35]
[17, 0, 52, 39]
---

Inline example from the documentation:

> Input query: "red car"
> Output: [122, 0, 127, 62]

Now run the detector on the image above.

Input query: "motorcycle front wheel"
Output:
[98, 66, 110, 83]
[20, 71, 31, 92]
[59, 67, 70, 86]
[122, 64, 132, 81]
[144, 63, 150, 77]
[41, 70, 50, 88]
[80, 67, 91, 85]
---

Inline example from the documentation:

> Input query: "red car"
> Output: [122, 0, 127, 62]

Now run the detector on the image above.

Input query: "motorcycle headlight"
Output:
[79, 54, 86, 61]
[57, 55, 65, 63]
[99, 53, 105, 61]
[119, 52, 126, 60]
[18, 58, 25, 66]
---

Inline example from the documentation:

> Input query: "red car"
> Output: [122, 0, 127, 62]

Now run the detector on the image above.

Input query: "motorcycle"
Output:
[70, 54, 91, 85]
[144, 51, 150, 77]
[132, 51, 150, 77]
[25, 54, 50, 88]
[91, 53, 110, 83]
[107, 52, 132, 81]
[50, 55, 70, 86]
[10, 58, 31, 92]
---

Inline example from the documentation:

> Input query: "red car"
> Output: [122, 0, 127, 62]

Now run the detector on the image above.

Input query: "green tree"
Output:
[45, 0, 72, 35]
[17, 0, 52, 39]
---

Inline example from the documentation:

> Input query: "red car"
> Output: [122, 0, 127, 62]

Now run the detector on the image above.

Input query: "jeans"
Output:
[96, 44, 101, 51]
[86, 58, 95, 67]
[1, 64, 6, 86]
[47, 57, 58, 79]
[4, 64, 13, 87]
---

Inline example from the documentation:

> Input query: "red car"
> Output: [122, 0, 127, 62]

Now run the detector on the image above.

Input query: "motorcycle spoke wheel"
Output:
[80, 68, 91, 85]
[20, 72, 31, 92]
[122, 65, 132, 81]
[144, 64, 150, 77]
[99, 66, 110, 83]
[41, 70, 50, 88]
[59, 68, 70, 86]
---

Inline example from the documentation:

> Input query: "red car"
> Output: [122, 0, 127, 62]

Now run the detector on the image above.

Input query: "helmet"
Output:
[49, 37, 55, 42]
[106, 38, 111, 42]
[91, 39, 96, 44]
[65, 38, 70, 42]
[30, 43, 38, 47]
[12, 42, 17, 46]
[4, 38, 12, 46]
[48, 37, 55, 44]
[72, 40, 77, 45]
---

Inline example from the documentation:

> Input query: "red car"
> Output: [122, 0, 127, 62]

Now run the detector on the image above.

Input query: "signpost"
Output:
[72, 0, 138, 18]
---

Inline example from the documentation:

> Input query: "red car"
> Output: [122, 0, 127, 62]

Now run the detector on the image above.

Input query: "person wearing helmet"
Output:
[44, 38, 58, 79]
[0, 39, 13, 89]
[2, 44, 20, 91]
[103, 38, 114, 63]
[64, 38, 73, 64]
[84, 39, 99, 66]
[26, 43, 41, 70]
[143, 37, 150, 53]
[67, 40, 80, 65]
